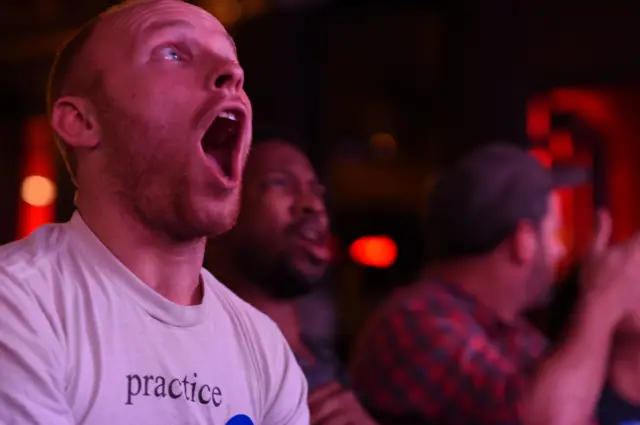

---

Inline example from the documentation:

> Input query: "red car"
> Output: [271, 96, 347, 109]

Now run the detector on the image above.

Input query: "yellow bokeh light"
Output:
[200, 0, 242, 26]
[21, 175, 57, 207]
[369, 133, 397, 160]
[370, 133, 396, 149]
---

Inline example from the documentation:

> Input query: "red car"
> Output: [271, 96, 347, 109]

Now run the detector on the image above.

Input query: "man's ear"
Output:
[50, 96, 100, 149]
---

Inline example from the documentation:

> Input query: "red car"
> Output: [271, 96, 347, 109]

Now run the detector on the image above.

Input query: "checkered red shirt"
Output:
[349, 279, 548, 425]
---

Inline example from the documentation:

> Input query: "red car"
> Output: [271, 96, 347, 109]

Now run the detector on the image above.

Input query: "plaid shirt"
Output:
[349, 279, 548, 425]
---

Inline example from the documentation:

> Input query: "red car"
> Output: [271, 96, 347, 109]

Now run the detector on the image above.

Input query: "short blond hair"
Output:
[46, 0, 163, 186]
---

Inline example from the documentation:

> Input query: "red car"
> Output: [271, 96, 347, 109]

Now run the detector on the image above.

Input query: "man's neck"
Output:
[76, 193, 205, 306]
[610, 336, 640, 404]
[429, 260, 523, 323]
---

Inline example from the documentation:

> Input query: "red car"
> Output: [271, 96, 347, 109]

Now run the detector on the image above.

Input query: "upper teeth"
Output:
[218, 111, 238, 121]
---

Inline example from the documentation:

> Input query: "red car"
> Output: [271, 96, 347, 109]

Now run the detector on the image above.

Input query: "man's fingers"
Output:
[310, 389, 348, 425]
[309, 382, 342, 407]
[310, 402, 344, 425]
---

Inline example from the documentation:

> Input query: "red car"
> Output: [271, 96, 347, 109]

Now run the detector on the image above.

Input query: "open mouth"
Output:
[201, 109, 244, 180]
[291, 219, 329, 250]
[294, 223, 331, 264]
[296, 224, 326, 246]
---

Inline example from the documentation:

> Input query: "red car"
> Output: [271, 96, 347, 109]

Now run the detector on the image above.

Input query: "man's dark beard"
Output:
[526, 244, 554, 309]
[255, 256, 320, 300]
[231, 235, 327, 300]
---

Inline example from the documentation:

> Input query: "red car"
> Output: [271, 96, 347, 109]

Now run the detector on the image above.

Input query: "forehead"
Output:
[96, 0, 232, 49]
[246, 141, 314, 178]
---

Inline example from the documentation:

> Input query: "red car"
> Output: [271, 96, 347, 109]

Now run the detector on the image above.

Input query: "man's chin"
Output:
[196, 207, 239, 238]
[256, 255, 328, 300]
[293, 250, 329, 273]
[265, 265, 320, 300]
[296, 264, 328, 286]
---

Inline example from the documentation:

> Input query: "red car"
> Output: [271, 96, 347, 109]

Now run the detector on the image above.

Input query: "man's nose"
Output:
[301, 194, 325, 215]
[209, 61, 244, 95]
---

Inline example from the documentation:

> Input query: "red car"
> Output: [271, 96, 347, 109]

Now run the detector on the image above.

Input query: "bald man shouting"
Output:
[0, 1, 307, 424]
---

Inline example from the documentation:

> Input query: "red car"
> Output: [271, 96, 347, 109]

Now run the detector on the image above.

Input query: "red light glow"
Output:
[17, 116, 56, 239]
[349, 235, 397, 268]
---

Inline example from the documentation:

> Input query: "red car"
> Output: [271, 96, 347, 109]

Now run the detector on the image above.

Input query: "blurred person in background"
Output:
[0, 1, 308, 424]
[547, 263, 640, 425]
[207, 129, 379, 425]
[350, 142, 640, 425]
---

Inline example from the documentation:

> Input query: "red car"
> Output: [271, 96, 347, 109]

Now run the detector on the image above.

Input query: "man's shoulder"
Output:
[377, 279, 476, 324]
[0, 222, 71, 289]
[352, 279, 482, 360]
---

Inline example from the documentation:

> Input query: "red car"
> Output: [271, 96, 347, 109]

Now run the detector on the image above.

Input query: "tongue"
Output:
[205, 150, 232, 179]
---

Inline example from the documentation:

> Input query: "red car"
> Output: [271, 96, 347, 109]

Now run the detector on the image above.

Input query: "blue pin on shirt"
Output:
[225, 414, 254, 425]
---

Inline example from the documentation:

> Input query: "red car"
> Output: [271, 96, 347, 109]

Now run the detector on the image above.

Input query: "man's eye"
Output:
[160, 46, 182, 61]
[267, 178, 287, 188]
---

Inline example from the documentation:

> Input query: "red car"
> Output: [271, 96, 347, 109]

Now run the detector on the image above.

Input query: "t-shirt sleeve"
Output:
[0, 270, 74, 425]
[260, 321, 310, 425]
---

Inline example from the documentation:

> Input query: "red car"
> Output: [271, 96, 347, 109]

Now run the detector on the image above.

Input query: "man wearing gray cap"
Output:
[350, 142, 640, 425]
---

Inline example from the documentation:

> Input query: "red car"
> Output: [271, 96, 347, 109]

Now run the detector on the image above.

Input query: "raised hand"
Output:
[309, 382, 378, 425]
[581, 209, 640, 323]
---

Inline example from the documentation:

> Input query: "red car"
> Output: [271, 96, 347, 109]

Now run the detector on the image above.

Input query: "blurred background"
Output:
[3, 0, 640, 355]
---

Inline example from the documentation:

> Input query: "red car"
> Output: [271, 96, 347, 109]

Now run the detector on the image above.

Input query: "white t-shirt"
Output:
[0, 212, 309, 425]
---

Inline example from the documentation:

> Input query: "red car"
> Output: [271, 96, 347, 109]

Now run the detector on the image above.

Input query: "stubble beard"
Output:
[96, 92, 204, 242]
[98, 99, 243, 242]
